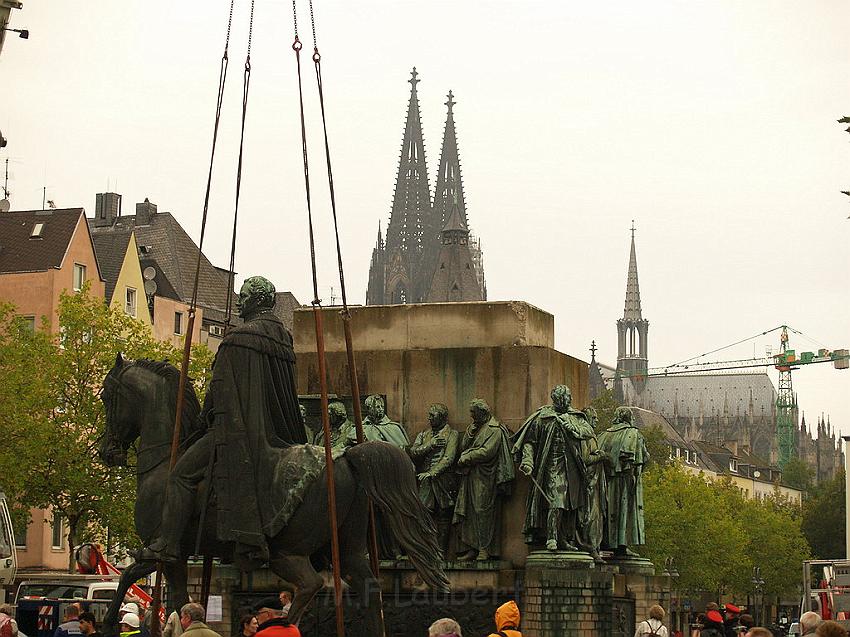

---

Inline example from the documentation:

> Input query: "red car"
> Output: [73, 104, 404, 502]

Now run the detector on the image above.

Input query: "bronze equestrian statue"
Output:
[98, 277, 448, 635]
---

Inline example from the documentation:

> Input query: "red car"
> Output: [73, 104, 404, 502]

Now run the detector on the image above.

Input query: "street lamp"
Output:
[2, 27, 27, 38]
[752, 566, 766, 625]
[664, 557, 680, 633]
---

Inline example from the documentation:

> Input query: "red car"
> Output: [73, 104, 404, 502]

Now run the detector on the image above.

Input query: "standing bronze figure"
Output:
[453, 399, 515, 561]
[361, 394, 409, 447]
[598, 406, 648, 556]
[314, 401, 355, 451]
[512, 385, 595, 551]
[409, 403, 460, 552]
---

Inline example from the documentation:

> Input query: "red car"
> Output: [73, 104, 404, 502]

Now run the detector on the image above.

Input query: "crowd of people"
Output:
[666, 602, 850, 637]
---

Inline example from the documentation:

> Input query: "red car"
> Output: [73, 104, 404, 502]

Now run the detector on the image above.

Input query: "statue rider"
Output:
[146, 276, 307, 566]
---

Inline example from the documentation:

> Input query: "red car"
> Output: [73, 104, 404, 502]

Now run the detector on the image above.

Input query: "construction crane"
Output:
[618, 325, 849, 466]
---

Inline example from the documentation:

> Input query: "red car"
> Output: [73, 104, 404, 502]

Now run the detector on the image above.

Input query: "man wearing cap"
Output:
[723, 604, 742, 637]
[700, 610, 726, 637]
[253, 597, 300, 637]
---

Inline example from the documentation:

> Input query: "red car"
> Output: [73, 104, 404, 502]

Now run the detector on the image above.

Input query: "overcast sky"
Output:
[2, 1, 848, 434]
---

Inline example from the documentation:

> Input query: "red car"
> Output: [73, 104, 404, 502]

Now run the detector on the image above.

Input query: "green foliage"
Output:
[643, 464, 810, 598]
[802, 470, 846, 559]
[589, 388, 619, 434]
[0, 286, 212, 569]
[643, 424, 671, 470]
[782, 457, 815, 493]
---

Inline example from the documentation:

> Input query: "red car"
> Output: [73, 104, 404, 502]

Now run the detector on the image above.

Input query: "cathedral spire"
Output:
[385, 66, 431, 258]
[624, 220, 642, 320]
[368, 67, 433, 305]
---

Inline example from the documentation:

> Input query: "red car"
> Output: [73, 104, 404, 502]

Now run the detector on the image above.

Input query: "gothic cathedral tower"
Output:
[366, 71, 486, 305]
[616, 223, 649, 397]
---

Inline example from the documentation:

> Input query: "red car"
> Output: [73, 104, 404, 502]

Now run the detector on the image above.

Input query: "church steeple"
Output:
[426, 195, 483, 303]
[428, 90, 486, 300]
[368, 68, 433, 305]
[624, 221, 643, 320]
[616, 221, 650, 397]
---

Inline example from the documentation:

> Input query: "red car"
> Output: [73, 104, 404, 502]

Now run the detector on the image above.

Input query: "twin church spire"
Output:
[367, 68, 486, 305]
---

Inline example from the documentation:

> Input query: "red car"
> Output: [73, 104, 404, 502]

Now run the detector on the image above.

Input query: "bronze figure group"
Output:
[317, 384, 648, 563]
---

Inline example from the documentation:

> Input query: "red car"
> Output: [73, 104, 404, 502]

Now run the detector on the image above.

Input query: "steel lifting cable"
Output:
[223, 0, 256, 330]
[306, 3, 386, 630]
[291, 4, 346, 637]
[151, 4, 237, 636]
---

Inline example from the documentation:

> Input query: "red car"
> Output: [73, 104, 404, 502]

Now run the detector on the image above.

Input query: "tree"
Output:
[643, 464, 751, 595]
[0, 286, 213, 569]
[589, 388, 619, 434]
[782, 457, 815, 493]
[802, 470, 846, 558]
[643, 424, 671, 470]
[643, 464, 810, 599]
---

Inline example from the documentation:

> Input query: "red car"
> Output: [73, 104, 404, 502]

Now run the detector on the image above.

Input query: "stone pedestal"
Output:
[608, 556, 670, 636]
[523, 551, 614, 637]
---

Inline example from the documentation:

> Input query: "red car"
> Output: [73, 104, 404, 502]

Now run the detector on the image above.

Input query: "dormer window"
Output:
[30, 223, 44, 238]
[729, 459, 738, 473]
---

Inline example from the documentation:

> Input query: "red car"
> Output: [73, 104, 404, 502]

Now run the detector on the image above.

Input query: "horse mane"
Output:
[134, 358, 203, 443]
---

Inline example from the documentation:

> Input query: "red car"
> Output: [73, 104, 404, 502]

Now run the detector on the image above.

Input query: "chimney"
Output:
[725, 440, 739, 457]
[135, 198, 157, 225]
[94, 192, 122, 227]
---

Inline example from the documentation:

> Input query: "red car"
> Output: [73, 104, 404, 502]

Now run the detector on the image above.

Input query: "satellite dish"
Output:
[144, 279, 158, 296]
[143, 266, 156, 281]
[0, 199, 10, 213]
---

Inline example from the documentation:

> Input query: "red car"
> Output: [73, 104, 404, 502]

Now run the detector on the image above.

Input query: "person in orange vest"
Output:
[487, 601, 522, 637]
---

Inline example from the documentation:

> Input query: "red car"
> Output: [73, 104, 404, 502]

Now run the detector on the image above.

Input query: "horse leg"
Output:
[339, 488, 382, 636]
[267, 555, 324, 627]
[341, 554, 381, 636]
[163, 560, 189, 614]
[103, 561, 157, 637]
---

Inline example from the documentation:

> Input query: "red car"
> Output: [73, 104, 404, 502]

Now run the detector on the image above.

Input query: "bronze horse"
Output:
[98, 355, 449, 634]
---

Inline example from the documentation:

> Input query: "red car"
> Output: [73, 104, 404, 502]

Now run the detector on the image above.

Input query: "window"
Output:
[30, 223, 45, 238]
[729, 459, 738, 473]
[20, 316, 35, 332]
[125, 288, 137, 317]
[51, 515, 64, 549]
[73, 263, 86, 292]
[208, 324, 224, 338]
[174, 312, 183, 335]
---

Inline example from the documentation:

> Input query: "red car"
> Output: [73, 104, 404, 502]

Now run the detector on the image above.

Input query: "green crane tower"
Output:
[775, 326, 797, 466]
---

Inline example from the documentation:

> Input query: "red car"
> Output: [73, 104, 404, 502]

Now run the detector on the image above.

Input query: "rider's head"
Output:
[237, 276, 276, 320]
[551, 385, 572, 413]
[364, 395, 385, 421]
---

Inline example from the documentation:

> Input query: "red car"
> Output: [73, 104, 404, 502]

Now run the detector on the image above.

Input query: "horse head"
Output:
[99, 352, 138, 466]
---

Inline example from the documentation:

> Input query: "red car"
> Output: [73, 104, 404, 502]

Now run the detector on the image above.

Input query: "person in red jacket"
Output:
[253, 598, 300, 637]
[487, 601, 522, 637]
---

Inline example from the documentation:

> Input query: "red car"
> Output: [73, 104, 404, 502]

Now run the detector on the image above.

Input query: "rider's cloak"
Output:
[207, 313, 310, 567]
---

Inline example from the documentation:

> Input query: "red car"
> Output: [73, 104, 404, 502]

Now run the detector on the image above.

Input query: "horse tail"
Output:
[345, 441, 451, 593]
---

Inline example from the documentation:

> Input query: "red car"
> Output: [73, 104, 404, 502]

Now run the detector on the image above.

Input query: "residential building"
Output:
[0, 207, 105, 571]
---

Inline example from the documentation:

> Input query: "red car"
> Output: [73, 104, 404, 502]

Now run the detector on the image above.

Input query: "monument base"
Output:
[523, 550, 614, 637]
